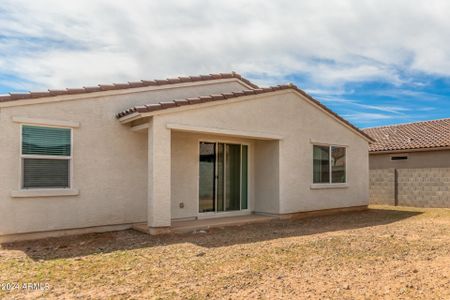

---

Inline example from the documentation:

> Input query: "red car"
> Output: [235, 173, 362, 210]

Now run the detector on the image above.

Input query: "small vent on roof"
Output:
[391, 156, 408, 161]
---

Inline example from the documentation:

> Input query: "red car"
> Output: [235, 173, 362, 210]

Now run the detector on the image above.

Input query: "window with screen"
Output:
[21, 125, 72, 189]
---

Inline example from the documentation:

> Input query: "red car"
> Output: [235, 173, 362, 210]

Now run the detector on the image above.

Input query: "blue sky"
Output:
[296, 73, 450, 128]
[1, 0, 450, 128]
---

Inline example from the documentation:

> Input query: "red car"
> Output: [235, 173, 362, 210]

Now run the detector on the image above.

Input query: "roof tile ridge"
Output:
[0, 72, 259, 103]
[363, 117, 450, 131]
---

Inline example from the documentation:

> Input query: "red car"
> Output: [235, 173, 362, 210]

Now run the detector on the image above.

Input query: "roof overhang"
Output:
[0, 73, 256, 108]
[369, 146, 450, 154]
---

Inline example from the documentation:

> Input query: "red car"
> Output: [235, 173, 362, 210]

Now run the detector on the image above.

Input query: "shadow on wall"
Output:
[2, 208, 422, 261]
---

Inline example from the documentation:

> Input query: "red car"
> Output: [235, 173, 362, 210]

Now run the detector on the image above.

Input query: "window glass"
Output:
[199, 142, 216, 212]
[23, 159, 70, 188]
[21, 125, 71, 189]
[225, 144, 241, 211]
[22, 125, 71, 156]
[313, 145, 330, 183]
[241, 145, 248, 210]
[331, 146, 346, 183]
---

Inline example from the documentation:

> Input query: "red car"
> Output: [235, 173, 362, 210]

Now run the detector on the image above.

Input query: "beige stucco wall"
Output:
[369, 150, 450, 169]
[0, 80, 249, 236]
[254, 140, 280, 214]
[154, 90, 369, 216]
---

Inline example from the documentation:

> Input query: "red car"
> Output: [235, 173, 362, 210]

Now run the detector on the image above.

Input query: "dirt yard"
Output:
[0, 205, 449, 299]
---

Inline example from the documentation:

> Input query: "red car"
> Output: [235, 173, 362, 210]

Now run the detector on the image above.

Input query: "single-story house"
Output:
[363, 118, 450, 169]
[0, 72, 372, 242]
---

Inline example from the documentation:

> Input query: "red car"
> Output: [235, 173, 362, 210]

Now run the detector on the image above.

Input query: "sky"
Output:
[1, 0, 450, 128]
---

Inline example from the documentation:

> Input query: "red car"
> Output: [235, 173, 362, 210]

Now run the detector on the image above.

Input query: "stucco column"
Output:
[147, 117, 171, 233]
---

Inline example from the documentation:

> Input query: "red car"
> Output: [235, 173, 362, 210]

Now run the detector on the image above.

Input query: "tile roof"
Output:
[363, 118, 450, 152]
[0, 72, 258, 103]
[116, 83, 374, 142]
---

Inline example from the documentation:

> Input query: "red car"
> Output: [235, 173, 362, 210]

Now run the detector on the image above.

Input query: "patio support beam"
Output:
[147, 117, 172, 233]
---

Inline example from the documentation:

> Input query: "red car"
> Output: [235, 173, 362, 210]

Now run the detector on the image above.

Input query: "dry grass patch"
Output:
[1, 205, 449, 299]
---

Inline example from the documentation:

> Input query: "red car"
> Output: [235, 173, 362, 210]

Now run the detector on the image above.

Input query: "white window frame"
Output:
[311, 143, 348, 189]
[19, 124, 74, 191]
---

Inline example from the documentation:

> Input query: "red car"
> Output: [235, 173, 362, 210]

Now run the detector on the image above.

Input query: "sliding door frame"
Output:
[197, 138, 250, 218]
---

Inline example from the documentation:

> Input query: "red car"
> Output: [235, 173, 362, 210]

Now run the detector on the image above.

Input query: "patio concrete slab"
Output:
[132, 214, 277, 235]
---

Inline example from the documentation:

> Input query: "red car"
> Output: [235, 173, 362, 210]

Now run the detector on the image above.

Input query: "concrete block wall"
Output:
[369, 167, 450, 208]
[397, 168, 450, 208]
[369, 169, 395, 205]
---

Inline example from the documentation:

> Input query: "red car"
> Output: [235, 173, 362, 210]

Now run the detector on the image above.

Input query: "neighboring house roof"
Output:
[0, 72, 258, 103]
[116, 83, 374, 142]
[363, 118, 450, 153]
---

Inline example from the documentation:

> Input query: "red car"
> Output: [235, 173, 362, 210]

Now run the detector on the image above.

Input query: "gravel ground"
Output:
[0, 205, 449, 299]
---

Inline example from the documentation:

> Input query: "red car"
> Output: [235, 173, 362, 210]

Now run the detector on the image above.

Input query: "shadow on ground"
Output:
[2, 208, 421, 261]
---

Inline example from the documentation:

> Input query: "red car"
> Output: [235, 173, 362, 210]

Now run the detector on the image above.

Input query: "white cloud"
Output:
[343, 112, 394, 122]
[1, 0, 450, 90]
[329, 99, 409, 114]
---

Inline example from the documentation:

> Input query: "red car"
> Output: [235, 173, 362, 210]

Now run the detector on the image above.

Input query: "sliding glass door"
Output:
[199, 142, 248, 213]
[224, 144, 241, 211]
[199, 142, 216, 213]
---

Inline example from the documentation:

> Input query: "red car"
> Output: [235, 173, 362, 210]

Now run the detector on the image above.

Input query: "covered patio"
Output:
[126, 116, 283, 234]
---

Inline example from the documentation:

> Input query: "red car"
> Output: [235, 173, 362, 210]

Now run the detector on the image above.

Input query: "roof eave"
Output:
[0, 72, 258, 107]
[118, 112, 142, 123]
[369, 145, 450, 154]
[118, 87, 373, 143]
[117, 89, 293, 123]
